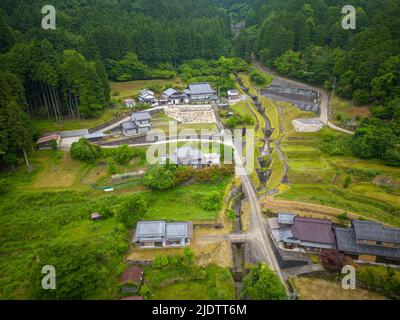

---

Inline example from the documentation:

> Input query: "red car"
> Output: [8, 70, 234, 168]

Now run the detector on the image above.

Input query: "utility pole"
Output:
[327, 77, 337, 125]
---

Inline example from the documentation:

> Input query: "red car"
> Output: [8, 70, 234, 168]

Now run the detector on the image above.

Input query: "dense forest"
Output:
[0, 0, 234, 168]
[1, 0, 400, 168]
[234, 0, 400, 166]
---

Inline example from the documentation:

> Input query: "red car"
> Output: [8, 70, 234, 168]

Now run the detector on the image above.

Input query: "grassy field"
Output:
[143, 179, 230, 222]
[145, 265, 236, 300]
[0, 145, 232, 299]
[291, 276, 387, 300]
[330, 94, 371, 126]
[275, 107, 400, 226]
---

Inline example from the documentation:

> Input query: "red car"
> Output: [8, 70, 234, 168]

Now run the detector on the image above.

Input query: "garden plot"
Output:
[165, 105, 217, 124]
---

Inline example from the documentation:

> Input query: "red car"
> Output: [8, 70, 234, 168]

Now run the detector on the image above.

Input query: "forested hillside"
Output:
[0, 0, 233, 168]
[234, 0, 400, 166]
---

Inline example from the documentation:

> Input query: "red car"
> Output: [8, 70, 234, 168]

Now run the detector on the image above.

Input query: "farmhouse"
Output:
[271, 214, 336, 253]
[160, 146, 220, 168]
[335, 220, 400, 264]
[185, 82, 217, 103]
[36, 134, 61, 150]
[122, 112, 152, 136]
[138, 89, 156, 105]
[133, 221, 193, 248]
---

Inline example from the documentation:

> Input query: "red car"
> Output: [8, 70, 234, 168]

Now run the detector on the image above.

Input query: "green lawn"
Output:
[143, 179, 230, 222]
[276, 123, 400, 226]
[145, 265, 236, 300]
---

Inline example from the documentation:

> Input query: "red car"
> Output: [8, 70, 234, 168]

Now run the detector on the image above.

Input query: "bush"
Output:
[111, 145, 134, 165]
[250, 71, 266, 85]
[242, 263, 287, 300]
[320, 250, 353, 272]
[343, 176, 352, 188]
[195, 191, 223, 211]
[117, 194, 148, 228]
[152, 249, 194, 270]
[143, 165, 176, 190]
[357, 266, 400, 299]
[70, 138, 103, 163]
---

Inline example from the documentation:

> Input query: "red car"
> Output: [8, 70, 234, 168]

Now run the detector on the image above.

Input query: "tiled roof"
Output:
[353, 220, 400, 244]
[188, 83, 215, 95]
[291, 217, 336, 245]
[132, 112, 152, 122]
[122, 121, 138, 130]
[335, 227, 400, 259]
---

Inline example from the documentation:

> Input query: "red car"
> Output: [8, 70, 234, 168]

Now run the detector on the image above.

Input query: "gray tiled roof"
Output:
[132, 111, 152, 122]
[335, 227, 400, 259]
[353, 220, 400, 244]
[136, 221, 165, 237]
[122, 121, 138, 130]
[163, 88, 177, 97]
[278, 213, 295, 225]
[134, 221, 193, 242]
[165, 223, 188, 238]
[188, 83, 215, 95]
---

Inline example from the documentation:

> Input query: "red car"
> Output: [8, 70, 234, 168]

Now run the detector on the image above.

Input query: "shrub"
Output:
[357, 266, 400, 299]
[343, 176, 352, 188]
[320, 250, 353, 272]
[111, 145, 134, 165]
[242, 263, 287, 300]
[195, 191, 223, 211]
[250, 71, 266, 85]
[70, 138, 103, 163]
[143, 165, 176, 190]
[117, 194, 148, 228]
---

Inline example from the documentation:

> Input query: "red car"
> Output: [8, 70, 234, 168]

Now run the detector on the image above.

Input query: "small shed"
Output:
[36, 134, 61, 150]
[124, 99, 136, 108]
[91, 212, 101, 221]
[278, 213, 295, 225]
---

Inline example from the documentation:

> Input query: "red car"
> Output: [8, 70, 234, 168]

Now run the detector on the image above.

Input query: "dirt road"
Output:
[252, 56, 354, 135]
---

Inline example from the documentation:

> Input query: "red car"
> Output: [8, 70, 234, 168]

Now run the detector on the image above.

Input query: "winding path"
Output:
[252, 55, 354, 135]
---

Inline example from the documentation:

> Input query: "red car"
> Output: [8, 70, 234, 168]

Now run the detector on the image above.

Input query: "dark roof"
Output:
[132, 112, 152, 122]
[188, 83, 215, 95]
[120, 266, 144, 284]
[335, 227, 400, 259]
[353, 220, 400, 244]
[291, 217, 336, 245]
[122, 121, 138, 130]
